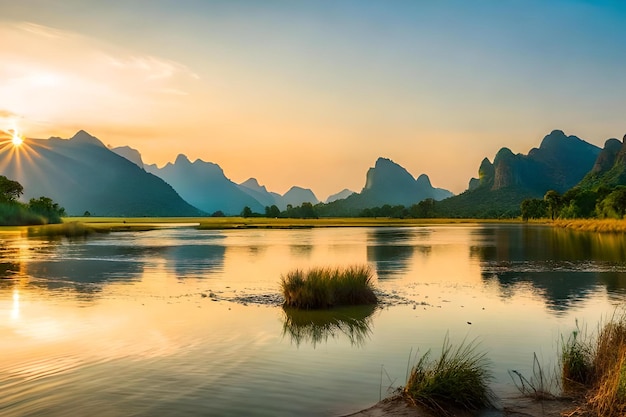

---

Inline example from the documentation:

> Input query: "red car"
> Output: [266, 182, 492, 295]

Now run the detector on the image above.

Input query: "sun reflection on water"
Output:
[11, 290, 20, 320]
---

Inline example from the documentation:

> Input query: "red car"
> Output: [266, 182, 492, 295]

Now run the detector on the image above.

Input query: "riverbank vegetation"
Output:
[280, 265, 377, 309]
[0, 176, 66, 226]
[403, 337, 495, 415]
[559, 314, 626, 417]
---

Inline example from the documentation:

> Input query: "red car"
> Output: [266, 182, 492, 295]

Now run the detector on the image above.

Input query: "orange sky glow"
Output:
[1, 2, 625, 199]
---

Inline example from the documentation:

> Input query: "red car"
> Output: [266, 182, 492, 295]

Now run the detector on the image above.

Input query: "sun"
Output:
[11, 131, 24, 147]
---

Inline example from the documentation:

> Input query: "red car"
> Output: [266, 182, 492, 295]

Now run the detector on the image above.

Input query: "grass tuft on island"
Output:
[403, 336, 495, 416]
[280, 265, 377, 309]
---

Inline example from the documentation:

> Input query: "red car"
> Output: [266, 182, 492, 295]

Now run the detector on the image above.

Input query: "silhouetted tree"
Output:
[300, 202, 317, 219]
[211, 210, 225, 217]
[241, 206, 253, 218]
[410, 199, 436, 218]
[265, 205, 280, 218]
[0, 175, 23, 203]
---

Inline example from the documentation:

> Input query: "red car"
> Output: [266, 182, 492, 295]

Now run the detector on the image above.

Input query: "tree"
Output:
[544, 190, 562, 220]
[0, 176, 23, 203]
[300, 202, 317, 219]
[599, 186, 626, 219]
[410, 199, 436, 218]
[28, 196, 66, 223]
[241, 206, 253, 218]
[264, 205, 280, 218]
[520, 198, 547, 221]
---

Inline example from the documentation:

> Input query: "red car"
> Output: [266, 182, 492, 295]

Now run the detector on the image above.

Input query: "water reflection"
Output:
[281, 304, 377, 348]
[164, 244, 225, 277]
[473, 225, 626, 313]
[0, 229, 227, 298]
[367, 228, 427, 279]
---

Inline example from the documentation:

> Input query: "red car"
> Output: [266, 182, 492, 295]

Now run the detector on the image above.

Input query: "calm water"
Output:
[2, 224, 626, 416]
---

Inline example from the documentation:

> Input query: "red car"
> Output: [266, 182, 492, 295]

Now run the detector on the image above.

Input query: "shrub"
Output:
[404, 336, 495, 415]
[280, 265, 377, 309]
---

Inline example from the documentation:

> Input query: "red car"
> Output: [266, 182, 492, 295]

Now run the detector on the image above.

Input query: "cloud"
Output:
[0, 109, 18, 119]
[0, 21, 201, 131]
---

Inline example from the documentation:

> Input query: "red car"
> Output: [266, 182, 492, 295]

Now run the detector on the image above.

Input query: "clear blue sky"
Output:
[1, 0, 625, 198]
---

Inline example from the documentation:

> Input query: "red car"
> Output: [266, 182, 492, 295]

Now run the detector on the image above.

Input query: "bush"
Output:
[404, 336, 495, 415]
[280, 265, 377, 309]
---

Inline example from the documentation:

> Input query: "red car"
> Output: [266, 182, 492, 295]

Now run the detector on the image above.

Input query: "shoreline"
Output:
[342, 394, 577, 417]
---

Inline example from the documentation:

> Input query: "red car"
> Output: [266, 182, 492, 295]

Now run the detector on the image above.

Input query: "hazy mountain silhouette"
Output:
[578, 135, 626, 189]
[0, 131, 202, 216]
[437, 130, 601, 217]
[327, 158, 452, 212]
[238, 178, 284, 208]
[111, 145, 144, 169]
[325, 188, 355, 203]
[145, 154, 265, 215]
[283, 186, 320, 207]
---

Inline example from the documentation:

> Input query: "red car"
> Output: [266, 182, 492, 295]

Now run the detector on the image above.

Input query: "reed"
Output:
[27, 221, 102, 238]
[280, 265, 377, 309]
[553, 219, 626, 233]
[584, 314, 626, 417]
[403, 336, 495, 415]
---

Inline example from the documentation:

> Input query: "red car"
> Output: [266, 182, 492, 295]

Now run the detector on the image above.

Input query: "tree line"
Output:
[521, 186, 626, 221]
[235, 198, 439, 220]
[0, 175, 66, 225]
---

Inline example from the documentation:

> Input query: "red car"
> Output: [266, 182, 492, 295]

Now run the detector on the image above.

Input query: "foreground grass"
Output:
[560, 313, 626, 417]
[553, 219, 626, 233]
[404, 337, 495, 416]
[281, 265, 377, 309]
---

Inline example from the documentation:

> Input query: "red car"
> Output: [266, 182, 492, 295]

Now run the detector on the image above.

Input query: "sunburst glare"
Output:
[12, 130, 24, 147]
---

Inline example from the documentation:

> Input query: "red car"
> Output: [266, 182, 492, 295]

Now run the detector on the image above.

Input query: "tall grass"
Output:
[553, 219, 626, 233]
[404, 336, 495, 415]
[552, 313, 626, 417]
[560, 321, 593, 393]
[280, 265, 377, 309]
[585, 314, 626, 417]
[27, 221, 101, 238]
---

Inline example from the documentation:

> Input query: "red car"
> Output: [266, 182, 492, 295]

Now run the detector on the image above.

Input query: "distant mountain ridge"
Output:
[145, 155, 266, 215]
[321, 157, 453, 215]
[437, 130, 602, 217]
[0, 131, 202, 216]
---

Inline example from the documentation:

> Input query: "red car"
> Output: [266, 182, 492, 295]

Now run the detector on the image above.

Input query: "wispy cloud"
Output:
[16, 22, 69, 39]
[0, 109, 18, 119]
[0, 21, 201, 135]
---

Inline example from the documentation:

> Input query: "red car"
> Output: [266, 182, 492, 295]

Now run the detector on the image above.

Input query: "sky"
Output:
[1, 0, 625, 200]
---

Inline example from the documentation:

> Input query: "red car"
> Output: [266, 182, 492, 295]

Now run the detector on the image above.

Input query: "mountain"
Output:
[437, 130, 602, 217]
[578, 135, 626, 189]
[145, 155, 265, 215]
[325, 188, 355, 203]
[353, 158, 452, 206]
[0, 130, 203, 216]
[111, 145, 144, 169]
[283, 186, 320, 207]
[238, 178, 283, 208]
[320, 157, 453, 215]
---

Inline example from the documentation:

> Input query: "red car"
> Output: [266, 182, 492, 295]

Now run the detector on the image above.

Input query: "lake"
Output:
[2, 224, 626, 416]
